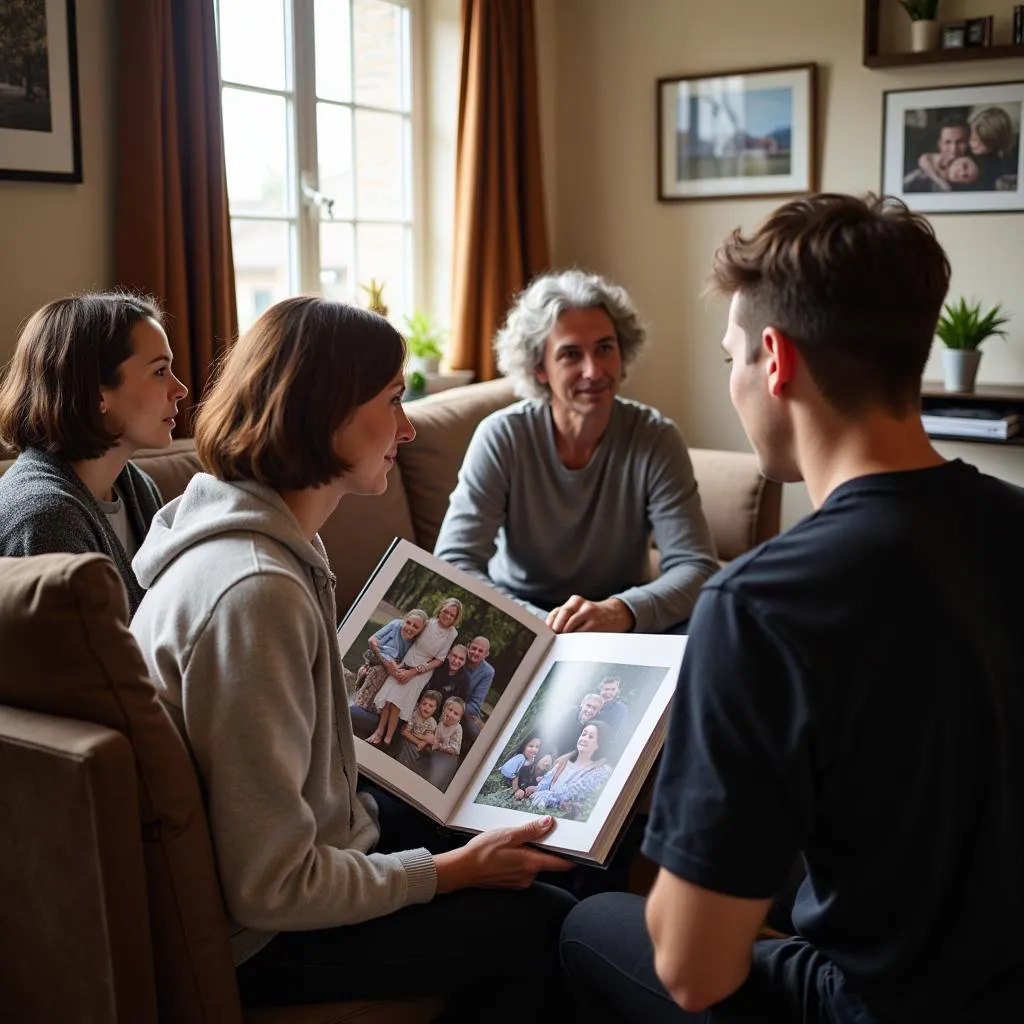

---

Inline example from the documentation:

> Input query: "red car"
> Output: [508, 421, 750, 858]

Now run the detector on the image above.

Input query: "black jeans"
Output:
[236, 783, 577, 1021]
[560, 892, 862, 1024]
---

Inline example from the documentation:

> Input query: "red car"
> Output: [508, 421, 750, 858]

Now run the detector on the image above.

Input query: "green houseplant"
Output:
[936, 298, 1010, 393]
[898, 0, 941, 52]
[403, 309, 446, 374]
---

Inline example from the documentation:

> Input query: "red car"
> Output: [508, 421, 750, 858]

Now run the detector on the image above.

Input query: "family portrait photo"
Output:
[883, 81, 1024, 214]
[472, 659, 671, 823]
[658, 62, 815, 201]
[341, 557, 538, 794]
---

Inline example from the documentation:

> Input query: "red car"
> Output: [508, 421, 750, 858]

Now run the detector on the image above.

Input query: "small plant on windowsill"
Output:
[936, 297, 1010, 393]
[404, 369, 428, 401]
[403, 309, 447, 375]
[898, 0, 940, 20]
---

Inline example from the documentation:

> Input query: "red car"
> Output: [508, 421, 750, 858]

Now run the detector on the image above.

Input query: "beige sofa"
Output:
[0, 378, 780, 1023]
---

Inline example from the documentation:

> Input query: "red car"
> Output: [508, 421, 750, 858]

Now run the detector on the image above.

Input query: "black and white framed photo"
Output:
[882, 80, 1023, 215]
[0, 0, 82, 183]
[657, 63, 816, 202]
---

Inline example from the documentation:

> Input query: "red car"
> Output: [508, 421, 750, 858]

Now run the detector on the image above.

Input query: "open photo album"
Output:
[336, 539, 687, 865]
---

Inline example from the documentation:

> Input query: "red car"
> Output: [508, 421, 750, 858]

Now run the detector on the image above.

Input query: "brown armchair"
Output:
[0, 553, 443, 1024]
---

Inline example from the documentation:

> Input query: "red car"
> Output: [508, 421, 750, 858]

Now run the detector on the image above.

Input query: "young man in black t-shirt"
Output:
[560, 193, 1024, 1022]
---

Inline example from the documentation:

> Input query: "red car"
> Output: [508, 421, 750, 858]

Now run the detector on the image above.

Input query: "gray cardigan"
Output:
[0, 448, 163, 614]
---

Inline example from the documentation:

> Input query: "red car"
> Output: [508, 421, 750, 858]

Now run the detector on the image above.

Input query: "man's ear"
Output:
[762, 328, 798, 398]
[535, 364, 548, 385]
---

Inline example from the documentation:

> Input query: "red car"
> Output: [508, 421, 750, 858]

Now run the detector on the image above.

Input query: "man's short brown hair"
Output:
[194, 297, 405, 490]
[709, 193, 951, 415]
[0, 291, 163, 460]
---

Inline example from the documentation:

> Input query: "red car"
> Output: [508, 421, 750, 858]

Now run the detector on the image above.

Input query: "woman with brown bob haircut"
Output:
[0, 291, 187, 613]
[129, 296, 575, 1013]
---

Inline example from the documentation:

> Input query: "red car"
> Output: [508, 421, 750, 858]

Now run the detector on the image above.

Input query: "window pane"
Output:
[314, 0, 352, 103]
[231, 220, 294, 331]
[353, 0, 408, 111]
[218, 0, 287, 90]
[317, 103, 354, 220]
[223, 89, 291, 216]
[319, 222, 356, 303]
[356, 223, 410, 319]
[355, 110, 407, 219]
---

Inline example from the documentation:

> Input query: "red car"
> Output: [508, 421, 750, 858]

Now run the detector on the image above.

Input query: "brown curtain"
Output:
[450, 0, 550, 381]
[115, 0, 237, 432]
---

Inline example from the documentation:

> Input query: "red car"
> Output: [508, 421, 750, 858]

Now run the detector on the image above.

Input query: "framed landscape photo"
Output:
[0, 0, 82, 183]
[657, 63, 816, 202]
[882, 81, 1023, 215]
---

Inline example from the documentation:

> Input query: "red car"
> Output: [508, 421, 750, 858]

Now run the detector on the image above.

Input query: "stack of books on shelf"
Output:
[921, 407, 1021, 440]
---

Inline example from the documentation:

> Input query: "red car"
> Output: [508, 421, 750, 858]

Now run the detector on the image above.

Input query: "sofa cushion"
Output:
[689, 448, 779, 562]
[0, 553, 242, 1023]
[133, 439, 203, 503]
[400, 378, 517, 551]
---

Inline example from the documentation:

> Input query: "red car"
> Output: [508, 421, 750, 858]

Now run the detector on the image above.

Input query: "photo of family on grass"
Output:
[472, 660, 671, 823]
[341, 558, 537, 794]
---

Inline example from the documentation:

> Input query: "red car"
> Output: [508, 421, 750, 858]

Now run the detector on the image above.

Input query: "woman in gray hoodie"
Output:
[129, 297, 574, 1017]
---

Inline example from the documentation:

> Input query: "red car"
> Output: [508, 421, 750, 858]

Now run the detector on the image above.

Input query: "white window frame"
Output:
[216, 0, 422, 315]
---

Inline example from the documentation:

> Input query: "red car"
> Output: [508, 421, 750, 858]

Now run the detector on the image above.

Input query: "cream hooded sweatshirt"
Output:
[131, 474, 437, 965]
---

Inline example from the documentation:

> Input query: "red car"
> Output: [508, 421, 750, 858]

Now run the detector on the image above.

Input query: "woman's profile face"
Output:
[577, 724, 599, 756]
[100, 318, 188, 455]
[437, 603, 459, 628]
[969, 127, 990, 155]
[333, 370, 414, 496]
[524, 738, 541, 760]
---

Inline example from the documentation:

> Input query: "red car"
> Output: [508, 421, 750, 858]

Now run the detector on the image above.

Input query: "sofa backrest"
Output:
[1, 378, 781, 619]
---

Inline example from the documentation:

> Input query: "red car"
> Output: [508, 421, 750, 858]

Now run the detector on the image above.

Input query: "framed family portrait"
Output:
[0, 0, 82, 183]
[657, 63, 816, 202]
[882, 80, 1023, 215]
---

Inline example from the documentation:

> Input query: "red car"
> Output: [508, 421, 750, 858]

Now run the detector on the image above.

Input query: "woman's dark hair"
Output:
[0, 291, 163, 459]
[195, 297, 405, 489]
[569, 720, 612, 763]
[515, 734, 544, 758]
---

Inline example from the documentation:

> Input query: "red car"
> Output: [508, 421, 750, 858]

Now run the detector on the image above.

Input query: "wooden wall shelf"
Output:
[863, 1, 1024, 69]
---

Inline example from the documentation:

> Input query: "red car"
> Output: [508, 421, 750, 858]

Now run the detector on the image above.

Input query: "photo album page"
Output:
[335, 539, 687, 864]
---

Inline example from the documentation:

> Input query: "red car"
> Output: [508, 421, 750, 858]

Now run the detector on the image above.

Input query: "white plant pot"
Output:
[942, 349, 982, 393]
[407, 354, 440, 375]
[910, 19, 939, 53]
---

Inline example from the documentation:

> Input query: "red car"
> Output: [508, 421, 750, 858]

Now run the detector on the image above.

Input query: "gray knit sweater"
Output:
[0, 448, 162, 614]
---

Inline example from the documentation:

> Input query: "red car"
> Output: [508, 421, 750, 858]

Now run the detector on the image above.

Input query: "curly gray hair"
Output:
[493, 269, 647, 400]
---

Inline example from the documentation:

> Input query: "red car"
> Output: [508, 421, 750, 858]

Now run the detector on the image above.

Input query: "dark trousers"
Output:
[560, 892, 862, 1024]
[236, 783, 577, 1021]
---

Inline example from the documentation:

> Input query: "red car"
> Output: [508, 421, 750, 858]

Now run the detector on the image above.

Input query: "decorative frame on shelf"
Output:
[0, 0, 82, 183]
[656, 63, 817, 203]
[881, 80, 1023, 215]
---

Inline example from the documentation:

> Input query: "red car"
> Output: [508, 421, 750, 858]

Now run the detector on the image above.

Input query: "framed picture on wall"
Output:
[0, 0, 83, 183]
[656, 63, 817, 202]
[882, 81, 1023, 215]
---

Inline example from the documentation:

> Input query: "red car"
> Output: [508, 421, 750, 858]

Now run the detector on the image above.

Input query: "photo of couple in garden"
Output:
[472, 660, 670, 823]
[342, 557, 537, 794]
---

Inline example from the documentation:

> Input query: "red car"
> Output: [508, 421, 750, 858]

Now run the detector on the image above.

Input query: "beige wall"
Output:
[0, 0, 117, 366]
[538, 0, 1024, 527]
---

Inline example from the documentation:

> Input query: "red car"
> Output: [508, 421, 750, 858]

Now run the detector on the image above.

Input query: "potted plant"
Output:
[360, 279, 388, 318]
[936, 298, 1010, 393]
[403, 309, 446, 375]
[404, 368, 428, 401]
[898, 0, 941, 52]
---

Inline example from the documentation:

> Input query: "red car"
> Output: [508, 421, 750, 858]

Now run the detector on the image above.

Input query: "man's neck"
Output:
[549, 403, 613, 470]
[69, 448, 132, 503]
[798, 406, 946, 509]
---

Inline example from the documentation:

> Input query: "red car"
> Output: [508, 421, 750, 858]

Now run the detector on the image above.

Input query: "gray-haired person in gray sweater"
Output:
[129, 297, 575, 1017]
[0, 291, 187, 614]
[434, 269, 720, 637]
